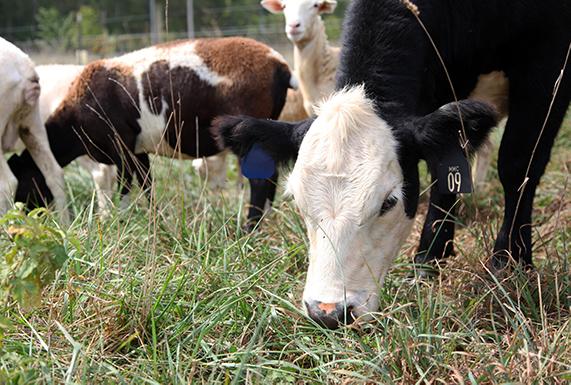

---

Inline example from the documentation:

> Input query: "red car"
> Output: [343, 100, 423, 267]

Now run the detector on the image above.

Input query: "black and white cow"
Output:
[9, 37, 295, 227]
[213, 0, 571, 328]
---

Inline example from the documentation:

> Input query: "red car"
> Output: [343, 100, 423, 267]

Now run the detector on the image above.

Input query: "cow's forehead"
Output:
[288, 86, 402, 211]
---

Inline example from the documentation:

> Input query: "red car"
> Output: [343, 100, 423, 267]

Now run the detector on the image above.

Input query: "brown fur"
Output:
[57, 61, 136, 116]
[279, 89, 310, 121]
[195, 37, 291, 118]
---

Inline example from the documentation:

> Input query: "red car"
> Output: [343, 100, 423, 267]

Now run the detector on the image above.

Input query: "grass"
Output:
[0, 113, 570, 384]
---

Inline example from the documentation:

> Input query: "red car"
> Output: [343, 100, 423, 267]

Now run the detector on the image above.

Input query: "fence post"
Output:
[149, 0, 159, 44]
[187, 0, 195, 38]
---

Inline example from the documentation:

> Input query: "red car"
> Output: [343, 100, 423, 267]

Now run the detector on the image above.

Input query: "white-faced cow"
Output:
[9, 37, 295, 228]
[213, 0, 571, 328]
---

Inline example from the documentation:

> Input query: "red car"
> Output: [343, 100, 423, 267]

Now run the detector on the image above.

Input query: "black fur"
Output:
[411, 101, 499, 157]
[212, 0, 571, 269]
[211, 116, 314, 164]
[345, 0, 570, 269]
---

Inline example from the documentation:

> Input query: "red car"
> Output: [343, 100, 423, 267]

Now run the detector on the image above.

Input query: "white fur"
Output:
[286, 86, 413, 317]
[109, 42, 231, 88]
[0, 37, 68, 223]
[36, 65, 84, 123]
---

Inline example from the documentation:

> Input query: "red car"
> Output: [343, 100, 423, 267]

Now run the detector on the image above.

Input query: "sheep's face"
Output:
[261, 0, 338, 43]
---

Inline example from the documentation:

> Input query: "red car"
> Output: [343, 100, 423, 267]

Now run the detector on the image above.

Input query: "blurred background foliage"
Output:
[1, 1, 348, 56]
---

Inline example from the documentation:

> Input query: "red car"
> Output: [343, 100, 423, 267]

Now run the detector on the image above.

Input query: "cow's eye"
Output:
[379, 195, 398, 216]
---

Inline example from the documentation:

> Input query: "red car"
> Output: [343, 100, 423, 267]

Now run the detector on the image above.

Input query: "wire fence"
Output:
[3, 2, 346, 65]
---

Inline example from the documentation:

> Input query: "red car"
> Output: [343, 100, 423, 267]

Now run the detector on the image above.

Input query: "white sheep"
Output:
[262, 0, 340, 117]
[0, 37, 68, 222]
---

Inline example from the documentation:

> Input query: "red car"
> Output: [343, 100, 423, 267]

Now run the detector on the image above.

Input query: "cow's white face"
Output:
[261, 0, 337, 43]
[286, 86, 414, 327]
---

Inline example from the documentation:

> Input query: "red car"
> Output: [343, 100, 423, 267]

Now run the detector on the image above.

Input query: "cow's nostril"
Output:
[317, 302, 337, 315]
[305, 301, 356, 329]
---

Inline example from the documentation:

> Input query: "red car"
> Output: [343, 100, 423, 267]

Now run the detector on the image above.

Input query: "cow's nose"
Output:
[305, 301, 355, 329]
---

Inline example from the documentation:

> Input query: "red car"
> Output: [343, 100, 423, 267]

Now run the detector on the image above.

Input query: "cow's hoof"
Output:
[411, 256, 439, 279]
[487, 253, 534, 278]
[487, 253, 511, 277]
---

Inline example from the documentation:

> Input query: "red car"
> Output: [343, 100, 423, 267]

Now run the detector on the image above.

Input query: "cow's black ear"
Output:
[210, 115, 314, 164]
[412, 100, 498, 160]
[404, 100, 498, 194]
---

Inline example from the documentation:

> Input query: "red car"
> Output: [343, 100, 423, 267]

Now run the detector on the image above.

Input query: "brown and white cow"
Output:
[10, 37, 295, 227]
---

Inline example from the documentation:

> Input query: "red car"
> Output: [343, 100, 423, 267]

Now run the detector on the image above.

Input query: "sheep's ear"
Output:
[261, 0, 285, 14]
[318, 0, 337, 14]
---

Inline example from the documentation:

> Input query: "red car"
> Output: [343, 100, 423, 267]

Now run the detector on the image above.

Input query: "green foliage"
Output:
[77, 6, 103, 37]
[35, 7, 76, 50]
[0, 204, 70, 309]
[35, 5, 104, 51]
[4, 0, 349, 47]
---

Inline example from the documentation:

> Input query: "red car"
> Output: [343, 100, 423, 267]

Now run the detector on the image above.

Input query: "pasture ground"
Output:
[0, 111, 570, 384]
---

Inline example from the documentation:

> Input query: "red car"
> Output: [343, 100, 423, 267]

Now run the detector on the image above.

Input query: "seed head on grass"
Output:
[401, 0, 420, 17]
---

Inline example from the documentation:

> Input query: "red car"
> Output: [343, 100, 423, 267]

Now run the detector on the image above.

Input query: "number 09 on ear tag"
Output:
[437, 148, 473, 194]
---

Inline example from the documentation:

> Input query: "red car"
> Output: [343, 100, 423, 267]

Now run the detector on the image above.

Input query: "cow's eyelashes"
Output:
[379, 195, 398, 216]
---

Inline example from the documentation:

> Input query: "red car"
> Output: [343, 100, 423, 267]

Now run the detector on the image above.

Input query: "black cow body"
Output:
[338, 0, 570, 268]
[214, 0, 571, 270]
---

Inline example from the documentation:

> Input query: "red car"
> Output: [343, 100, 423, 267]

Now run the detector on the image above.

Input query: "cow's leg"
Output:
[77, 156, 115, 216]
[117, 160, 135, 210]
[414, 185, 457, 266]
[19, 105, 69, 224]
[491, 52, 570, 271]
[0, 113, 17, 213]
[93, 164, 117, 216]
[245, 172, 279, 232]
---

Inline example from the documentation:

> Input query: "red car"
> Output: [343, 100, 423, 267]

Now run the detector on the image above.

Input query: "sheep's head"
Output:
[261, 0, 337, 43]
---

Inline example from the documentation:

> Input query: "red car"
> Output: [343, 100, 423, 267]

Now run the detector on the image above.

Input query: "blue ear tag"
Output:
[240, 143, 276, 179]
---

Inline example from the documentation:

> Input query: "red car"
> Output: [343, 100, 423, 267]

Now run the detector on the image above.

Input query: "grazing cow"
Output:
[9, 37, 295, 228]
[0, 37, 68, 223]
[213, 0, 571, 328]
